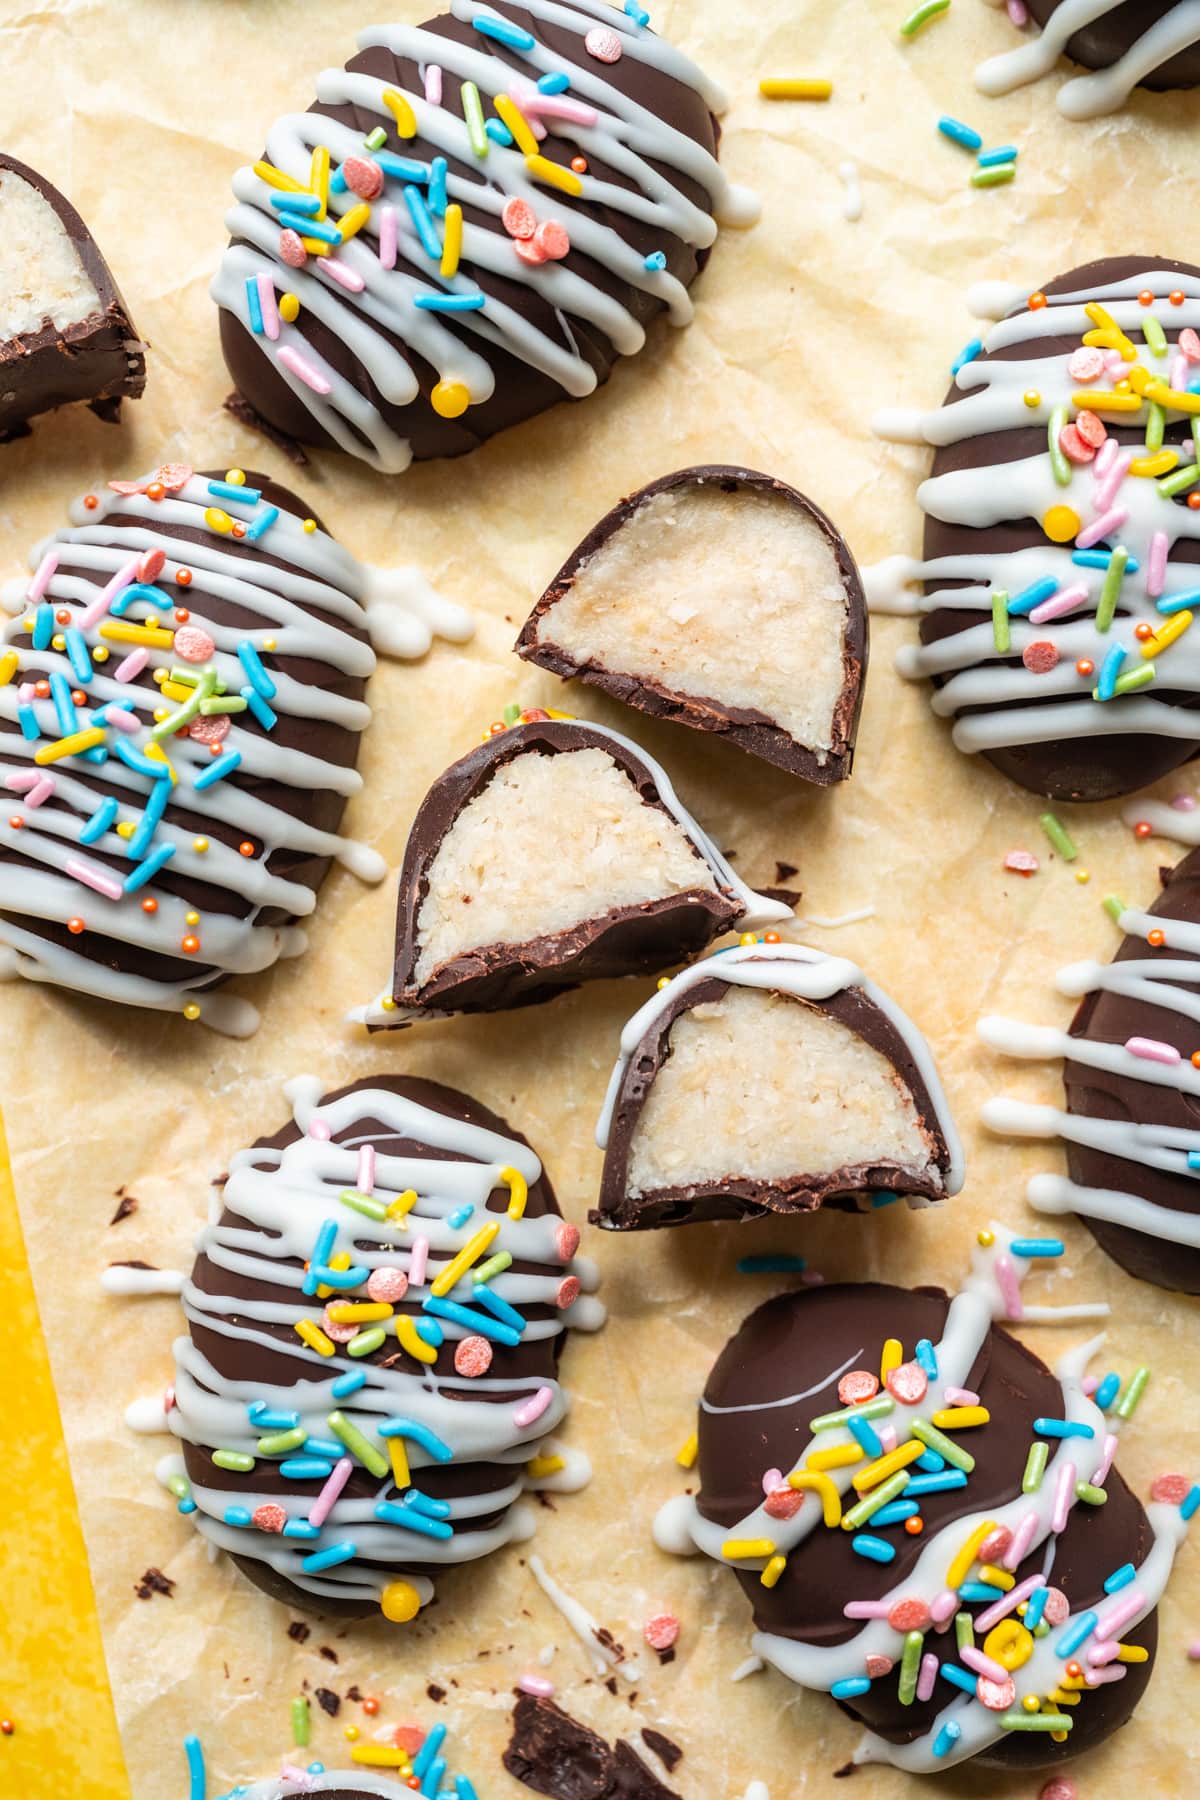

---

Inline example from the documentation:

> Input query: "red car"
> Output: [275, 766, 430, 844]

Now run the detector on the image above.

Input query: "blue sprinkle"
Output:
[110, 581, 172, 617]
[282, 1519, 322, 1539]
[304, 1438, 344, 1461]
[455, 1779, 480, 1800]
[429, 155, 448, 217]
[269, 192, 322, 215]
[1182, 1483, 1200, 1521]
[472, 13, 536, 50]
[114, 737, 172, 781]
[1074, 548, 1140, 571]
[177, 1497, 197, 1514]
[245, 504, 280, 543]
[1157, 587, 1200, 615]
[938, 116, 982, 151]
[32, 602, 53, 650]
[932, 1720, 962, 1758]
[420, 1757, 446, 1799]
[1097, 641, 1126, 701]
[485, 118, 514, 147]
[80, 796, 119, 845]
[330, 165, 348, 194]
[236, 641, 276, 700]
[404, 1489, 454, 1519]
[280, 1458, 335, 1481]
[1010, 1238, 1064, 1258]
[413, 293, 486, 312]
[644, 251, 667, 273]
[870, 1190, 900, 1208]
[1008, 577, 1058, 616]
[122, 842, 175, 893]
[1055, 1610, 1098, 1658]
[737, 1254, 806, 1274]
[1034, 1418, 1094, 1440]
[307, 1768, 324, 1778]
[301, 1542, 358, 1572]
[977, 146, 1017, 168]
[303, 1221, 338, 1296]
[1095, 1372, 1121, 1410]
[916, 1448, 945, 1473]
[376, 150, 429, 183]
[446, 1203, 475, 1230]
[423, 1295, 520, 1344]
[1024, 1586, 1049, 1630]
[374, 1500, 454, 1540]
[416, 1318, 444, 1348]
[248, 1403, 299, 1429]
[17, 703, 40, 741]
[831, 1676, 872, 1699]
[850, 1534, 894, 1564]
[246, 275, 265, 335]
[193, 750, 242, 792]
[240, 683, 277, 731]
[223, 1507, 252, 1527]
[848, 1415, 883, 1460]
[870, 1499, 919, 1527]
[625, 0, 650, 23]
[951, 336, 982, 377]
[915, 1338, 939, 1379]
[64, 627, 93, 685]
[311, 1262, 370, 1291]
[378, 1417, 454, 1461]
[940, 1663, 978, 1695]
[471, 1282, 526, 1335]
[538, 72, 570, 94]
[127, 777, 171, 860]
[1104, 1562, 1136, 1594]
[208, 479, 262, 505]
[331, 1369, 367, 1398]
[404, 184, 443, 259]
[49, 671, 78, 733]
[414, 1727, 448, 1784]
[277, 210, 341, 244]
[185, 1734, 206, 1800]
[958, 1582, 998, 1604]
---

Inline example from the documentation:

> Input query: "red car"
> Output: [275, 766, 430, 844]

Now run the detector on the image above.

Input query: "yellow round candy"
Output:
[1023, 389, 1041, 408]
[984, 1619, 1034, 1671]
[224, 468, 246, 486]
[116, 821, 135, 840]
[431, 379, 470, 419]
[344, 1725, 359, 1741]
[205, 506, 234, 534]
[51, 633, 65, 652]
[193, 837, 209, 854]
[153, 667, 168, 685]
[303, 518, 317, 534]
[1043, 505, 1080, 544]
[153, 707, 169, 723]
[1022, 1694, 1041, 1713]
[380, 995, 397, 1011]
[185, 910, 200, 926]
[656, 976, 671, 990]
[280, 293, 301, 323]
[380, 1579, 421, 1623]
[738, 932, 759, 947]
[183, 1002, 202, 1022]
[1075, 868, 1091, 884]
[976, 1228, 995, 1248]
[92, 646, 109, 664]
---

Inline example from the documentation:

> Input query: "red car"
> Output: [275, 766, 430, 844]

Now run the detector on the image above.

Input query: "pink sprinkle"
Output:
[1181, 326, 1200, 363]
[257, 273, 280, 341]
[1058, 424, 1096, 466]
[885, 1361, 927, 1406]
[308, 1118, 331, 1140]
[976, 1673, 1016, 1711]
[1042, 1586, 1070, 1626]
[534, 219, 571, 262]
[837, 1370, 879, 1405]
[556, 1275, 581, 1310]
[1125, 1035, 1180, 1066]
[1040, 1782, 1078, 1800]
[800, 1269, 825, 1286]
[409, 1236, 429, 1288]
[5, 769, 38, 794]
[844, 1600, 892, 1619]
[163, 1385, 175, 1413]
[252, 1503, 288, 1534]
[643, 1612, 680, 1651]
[974, 1572, 1044, 1633]
[1093, 452, 1134, 512]
[322, 256, 366, 294]
[979, 1526, 1012, 1564]
[17, 683, 36, 703]
[25, 776, 55, 808]
[79, 555, 139, 629]
[1097, 1587, 1145, 1639]
[379, 204, 398, 271]
[357, 1145, 376, 1195]
[1051, 1457, 1076, 1534]
[309, 1456, 353, 1528]
[1173, 793, 1199, 811]
[916, 1652, 938, 1703]
[1187, 1642, 1200, 1662]
[1006, 0, 1028, 22]
[887, 1597, 931, 1633]
[518, 1673, 555, 1698]
[279, 228, 307, 268]
[1075, 504, 1128, 550]
[66, 856, 122, 901]
[502, 197, 538, 240]
[1075, 408, 1108, 450]
[174, 625, 216, 664]
[27, 551, 58, 603]
[764, 1485, 804, 1520]
[425, 64, 442, 105]
[514, 1385, 553, 1429]
[1022, 640, 1060, 674]
[1151, 1471, 1190, 1503]
[585, 24, 624, 60]
[1029, 584, 1088, 625]
[1082, 1374, 1100, 1395]
[762, 1467, 783, 1494]
[186, 713, 230, 745]
[138, 548, 166, 584]
[930, 1588, 959, 1625]
[864, 1653, 894, 1678]
[1148, 529, 1169, 598]
[995, 1253, 1023, 1320]
[1001, 1510, 1039, 1571]
[520, 91, 599, 128]
[366, 1266, 407, 1304]
[1087, 1663, 1128, 1686]
[343, 156, 385, 201]
[514, 235, 549, 267]
[1086, 1638, 1122, 1666]
[454, 1335, 493, 1378]
[555, 1222, 580, 1261]
[105, 704, 141, 734]
[943, 1386, 979, 1407]
[961, 1644, 1008, 1683]
[1066, 346, 1103, 383]
[278, 344, 332, 395]
[876, 1423, 898, 1453]
[1005, 848, 1039, 875]
[114, 648, 149, 684]
[279, 1764, 312, 1787]
[1172, 353, 1188, 392]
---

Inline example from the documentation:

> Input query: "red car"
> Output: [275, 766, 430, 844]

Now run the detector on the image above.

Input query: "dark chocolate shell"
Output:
[1026, 0, 1200, 92]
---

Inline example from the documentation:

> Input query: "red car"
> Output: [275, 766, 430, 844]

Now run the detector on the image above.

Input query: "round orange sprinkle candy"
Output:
[362, 1697, 380, 1716]
[83, 494, 99, 509]
[238, 840, 255, 857]
[1188, 493, 1200, 511]
[571, 155, 587, 173]
[1171, 290, 1186, 306]
[175, 608, 190, 623]
[0, 1720, 12, 1734]
[67, 917, 85, 935]
[763, 930, 782, 943]
[904, 1516, 924, 1535]
[147, 482, 165, 501]
[1148, 928, 1166, 947]
[232, 523, 247, 539]
[142, 897, 159, 914]
[1076, 658, 1094, 677]
[1135, 622, 1154, 641]
[55, 609, 70, 624]
[176, 568, 193, 586]
[1028, 292, 1047, 310]
[33, 680, 50, 698]
[1138, 290, 1154, 306]
[8, 815, 22, 829]
[1192, 1050, 1200, 1069]
[1134, 821, 1153, 839]
[181, 935, 200, 955]
[71, 689, 86, 706]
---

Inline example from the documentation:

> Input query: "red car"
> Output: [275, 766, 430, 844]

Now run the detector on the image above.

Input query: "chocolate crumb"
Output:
[503, 1693, 681, 1799]
[319, 1646, 338, 1663]
[287, 1621, 310, 1643]
[640, 1729, 682, 1773]
[759, 885, 802, 907]
[775, 860, 799, 883]
[314, 1687, 340, 1717]
[656, 1647, 675, 1667]
[134, 1567, 174, 1601]
[427, 1684, 446, 1704]
[110, 1258, 157, 1270]
[109, 1189, 138, 1224]
[345, 1685, 364, 1703]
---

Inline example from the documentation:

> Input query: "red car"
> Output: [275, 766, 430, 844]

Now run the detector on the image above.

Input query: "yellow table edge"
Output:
[0, 1103, 131, 1798]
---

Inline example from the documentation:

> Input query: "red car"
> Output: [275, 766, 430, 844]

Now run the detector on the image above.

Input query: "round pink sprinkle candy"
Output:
[157, 463, 194, 492]
[764, 1485, 805, 1520]
[366, 1266, 408, 1304]
[1075, 408, 1108, 450]
[643, 1612, 680, 1651]
[502, 197, 538, 240]
[1180, 327, 1200, 364]
[1067, 346, 1104, 382]
[279, 228, 307, 268]
[865, 1654, 894, 1679]
[534, 219, 571, 261]
[174, 625, 216, 664]
[1058, 424, 1096, 466]
[556, 1222, 580, 1260]
[1022, 640, 1060, 675]
[138, 547, 167, 583]
[186, 713, 230, 745]
[762, 1467, 783, 1494]
[1151, 1471, 1191, 1504]
[585, 24, 623, 60]
[1005, 849, 1039, 875]
[556, 1275, 581, 1310]
[887, 1598, 930, 1634]
[885, 1361, 927, 1405]
[454, 1334, 493, 1377]
[1039, 1779, 1078, 1800]
[976, 1673, 1016, 1712]
[837, 1370, 879, 1406]
[979, 1525, 1012, 1564]
[343, 156, 384, 200]
[393, 1724, 425, 1756]
[514, 236, 549, 265]
[321, 1308, 358, 1343]
[252, 1503, 288, 1534]
[1041, 1587, 1070, 1626]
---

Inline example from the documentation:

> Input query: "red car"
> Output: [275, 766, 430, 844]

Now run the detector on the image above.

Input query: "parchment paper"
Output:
[3, 1, 1200, 1795]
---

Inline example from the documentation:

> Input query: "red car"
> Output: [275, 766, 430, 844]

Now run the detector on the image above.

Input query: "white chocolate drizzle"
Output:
[977, 0, 1200, 120]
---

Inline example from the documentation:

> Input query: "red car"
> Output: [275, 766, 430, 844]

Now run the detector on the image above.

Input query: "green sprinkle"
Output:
[810, 1396, 895, 1433]
[911, 1416, 975, 1473]
[999, 1710, 1073, 1732]
[364, 126, 387, 151]
[1145, 400, 1165, 453]
[898, 1629, 924, 1705]
[1096, 544, 1128, 632]
[1103, 895, 1127, 924]
[256, 1427, 307, 1456]
[473, 1250, 514, 1285]
[955, 1611, 974, 1653]
[502, 702, 522, 726]
[900, 0, 950, 36]
[841, 1470, 912, 1531]
[1075, 1481, 1108, 1505]
[1158, 462, 1200, 498]
[1022, 1440, 1048, 1493]
[991, 589, 1011, 654]
[327, 1409, 388, 1478]
[971, 165, 1015, 189]
[1048, 406, 1071, 486]
[1093, 664, 1155, 701]
[212, 1449, 255, 1473]
[1116, 1365, 1150, 1420]
[199, 695, 248, 715]
[348, 1326, 387, 1358]
[338, 1187, 389, 1223]
[1143, 314, 1168, 358]
[461, 80, 489, 158]
[166, 1473, 192, 1500]
[291, 1696, 311, 1748]
[1038, 812, 1078, 862]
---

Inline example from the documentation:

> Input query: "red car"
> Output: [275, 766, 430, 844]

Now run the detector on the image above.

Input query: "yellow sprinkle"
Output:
[431, 379, 470, 419]
[387, 1188, 418, 1225]
[92, 647, 109, 663]
[786, 1469, 842, 1527]
[193, 837, 209, 853]
[946, 1518, 997, 1590]
[430, 1221, 500, 1298]
[880, 1338, 903, 1381]
[33, 727, 106, 766]
[984, 1618, 1033, 1671]
[1023, 390, 1041, 409]
[183, 1002, 202, 1022]
[806, 1443, 864, 1471]
[758, 78, 832, 100]
[294, 1319, 335, 1357]
[502, 1165, 528, 1219]
[396, 1315, 437, 1365]
[528, 1452, 566, 1479]
[388, 1433, 410, 1491]
[352, 1746, 412, 1766]
[977, 1228, 995, 1247]
[1142, 610, 1192, 657]
[722, 1537, 776, 1560]
[205, 507, 234, 535]
[185, 910, 199, 926]
[1075, 869, 1091, 884]
[254, 160, 306, 193]
[1043, 505, 1081, 543]
[656, 976, 671, 991]
[380, 1578, 421, 1625]
[280, 293, 301, 323]
[1084, 303, 1136, 359]
[344, 1726, 360, 1741]
[310, 144, 330, 219]
[1130, 449, 1179, 478]
[525, 153, 583, 197]
[380, 995, 397, 1011]
[1145, 379, 1200, 415]
[153, 708, 169, 724]
[978, 1564, 1015, 1590]
[144, 742, 176, 785]
[676, 1432, 699, 1469]
[440, 202, 463, 279]
[338, 203, 372, 243]
[99, 621, 174, 648]
[1072, 390, 1142, 414]
[1082, 327, 1137, 361]
[1022, 1694, 1041, 1714]
[932, 1405, 990, 1429]
[316, 1248, 352, 1299]
[382, 87, 418, 137]
[160, 680, 194, 703]
[0, 650, 17, 686]
[116, 822, 134, 840]
[303, 519, 317, 534]
[225, 468, 245, 485]
[300, 237, 331, 257]
[1124, 364, 1154, 395]
[326, 1302, 394, 1323]
[1116, 1643, 1149, 1663]
[852, 1439, 923, 1493]
[494, 93, 539, 155]
[50, 633, 66, 653]
[761, 1554, 787, 1588]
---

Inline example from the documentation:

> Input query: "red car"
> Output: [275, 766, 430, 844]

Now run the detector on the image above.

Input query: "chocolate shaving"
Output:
[503, 1694, 680, 1800]
[640, 1729, 682, 1773]
[109, 1190, 138, 1224]
[287, 1621, 310, 1643]
[314, 1687, 340, 1717]
[134, 1567, 174, 1601]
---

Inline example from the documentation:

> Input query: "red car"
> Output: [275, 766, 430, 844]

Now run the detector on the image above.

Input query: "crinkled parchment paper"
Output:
[3, 1, 1200, 1795]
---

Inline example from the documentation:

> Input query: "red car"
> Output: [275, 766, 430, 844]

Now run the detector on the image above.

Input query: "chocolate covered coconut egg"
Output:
[655, 1231, 1194, 1775]
[593, 941, 962, 1229]
[165, 1075, 602, 1621]
[517, 467, 868, 782]
[870, 256, 1200, 803]
[353, 713, 790, 1024]
[0, 465, 469, 1034]
[0, 153, 146, 439]
[976, 1, 1200, 120]
[981, 846, 1200, 1294]
[213, 2, 757, 471]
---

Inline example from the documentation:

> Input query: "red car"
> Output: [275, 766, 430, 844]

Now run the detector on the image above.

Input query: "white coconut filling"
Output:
[413, 746, 722, 985]
[0, 169, 102, 339]
[626, 986, 939, 1197]
[537, 486, 850, 757]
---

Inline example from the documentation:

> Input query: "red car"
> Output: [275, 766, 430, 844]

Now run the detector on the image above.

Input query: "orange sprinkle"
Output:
[1028, 292, 1047, 310]
[176, 568, 193, 586]
[175, 609, 190, 623]
[232, 523, 247, 539]
[34, 680, 50, 698]
[571, 155, 587, 172]
[1189, 493, 1200, 511]
[1076, 658, 1094, 677]
[238, 840, 255, 857]
[1191, 1050, 1200, 1068]
[147, 482, 165, 501]
[181, 935, 200, 954]
[55, 609, 70, 624]
[71, 689, 86, 706]
[142, 897, 158, 914]
[1138, 290, 1154, 306]
[763, 931, 782, 943]
[1171, 290, 1186, 306]
[904, 1516, 924, 1536]
[1135, 622, 1154, 641]
[1134, 822, 1153, 840]
[362, 1698, 380, 1717]
[1148, 928, 1166, 947]
[67, 917, 85, 935]
[8, 816, 22, 829]
[83, 494, 99, 510]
